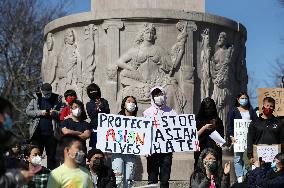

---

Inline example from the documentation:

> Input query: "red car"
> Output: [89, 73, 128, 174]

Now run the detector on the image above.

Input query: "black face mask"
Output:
[92, 159, 104, 171]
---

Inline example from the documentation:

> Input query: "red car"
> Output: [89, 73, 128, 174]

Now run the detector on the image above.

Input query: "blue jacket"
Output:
[248, 166, 284, 188]
[226, 106, 257, 137]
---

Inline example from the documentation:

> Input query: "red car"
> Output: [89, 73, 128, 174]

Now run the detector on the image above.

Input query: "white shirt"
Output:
[240, 111, 251, 120]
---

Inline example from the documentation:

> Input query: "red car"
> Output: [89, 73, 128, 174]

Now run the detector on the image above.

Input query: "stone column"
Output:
[181, 21, 197, 113]
[102, 20, 124, 112]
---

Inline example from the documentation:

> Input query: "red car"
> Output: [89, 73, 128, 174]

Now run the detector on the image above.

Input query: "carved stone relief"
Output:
[116, 23, 189, 113]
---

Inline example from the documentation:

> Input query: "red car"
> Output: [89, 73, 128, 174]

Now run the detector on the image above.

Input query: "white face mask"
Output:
[31, 155, 42, 166]
[154, 95, 165, 106]
[126, 102, 136, 112]
[72, 108, 81, 117]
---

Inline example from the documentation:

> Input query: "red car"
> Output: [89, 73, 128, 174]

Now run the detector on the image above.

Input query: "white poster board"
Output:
[151, 114, 199, 153]
[234, 119, 251, 152]
[97, 114, 152, 155]
[254, 144, 281, 162]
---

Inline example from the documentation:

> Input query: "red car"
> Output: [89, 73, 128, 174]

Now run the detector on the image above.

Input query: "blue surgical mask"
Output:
[271, 161, 277, 171]
[239, 99, 248, 106]
[3, 115, 13, 130]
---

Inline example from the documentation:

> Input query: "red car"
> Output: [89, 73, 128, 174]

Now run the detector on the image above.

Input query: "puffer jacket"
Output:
[25, 92, 62, 139]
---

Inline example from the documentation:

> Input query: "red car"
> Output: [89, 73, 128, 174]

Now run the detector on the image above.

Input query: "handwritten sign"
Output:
[258, 88, 284, 116]
[151, 114, 199, 153]
[234, 119, 251, 152]
[253, 144, 281, 162]
[97, 114, 152, 155]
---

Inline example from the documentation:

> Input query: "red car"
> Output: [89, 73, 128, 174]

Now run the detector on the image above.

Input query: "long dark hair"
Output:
[118, 96, 138, 117]
[70, 99, 87, 121]
[190, 148, 223, 187]
[197, 97, 218, 120]
[234, 91, 251, 108]
[24, 145, 41, 158]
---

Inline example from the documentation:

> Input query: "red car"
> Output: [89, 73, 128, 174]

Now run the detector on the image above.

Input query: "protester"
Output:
[60, 89, 77, 121]
[0, 97, 34, 187]
[143, 86, 177, 188]
[247, 97, 284, 165]
[22, 144, 50, 188]
[280, 75, 284, 88]
[226, 92, 257, 183]
[194, 97, 224, 169]
[190, 148, 231, 188]
[86, 83, 110, 148]
[60, 99, 91, 165]
[26, 83, 62, 170]
[247, 153, 284, 188]
[87, 148, 116, 188]
[112, 96, 138, 188]
[47, 134, 94, 188]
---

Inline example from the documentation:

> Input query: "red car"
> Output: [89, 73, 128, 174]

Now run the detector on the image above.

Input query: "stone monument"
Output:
[42, 0, 247, 125]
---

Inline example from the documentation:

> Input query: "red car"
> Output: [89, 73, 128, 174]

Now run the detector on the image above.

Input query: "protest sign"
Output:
[253, 144, 281, 162]
[97, 113, 152, 155]
[258, 88, 284, 116]
[234, 119, 251, 152]
[151, 114, 199, 153]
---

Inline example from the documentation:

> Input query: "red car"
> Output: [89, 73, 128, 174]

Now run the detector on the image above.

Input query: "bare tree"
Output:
[0, 0, 68, 138]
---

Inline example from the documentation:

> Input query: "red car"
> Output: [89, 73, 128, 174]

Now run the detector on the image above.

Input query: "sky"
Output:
[64, 0, 284, 105]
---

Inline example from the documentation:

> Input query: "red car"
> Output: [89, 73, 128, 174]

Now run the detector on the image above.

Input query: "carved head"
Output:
[136, 23, 157, 44]
[201, 29, 210, 47]
[64, 29, 75, 45]
[46, 33, 54, 51]
[217, 32, 227, 47]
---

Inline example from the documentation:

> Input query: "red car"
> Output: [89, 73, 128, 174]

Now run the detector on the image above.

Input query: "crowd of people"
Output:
[0, 80, 284, 188]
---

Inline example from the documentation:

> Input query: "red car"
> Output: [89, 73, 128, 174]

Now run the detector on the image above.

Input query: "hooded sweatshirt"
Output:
[143, 86, 177, 117]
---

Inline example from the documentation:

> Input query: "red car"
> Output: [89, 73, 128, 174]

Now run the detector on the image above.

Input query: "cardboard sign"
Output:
[234, 119, 251, 152]
[151, 114, 199, 153]
[258, 88, 284, 116]
[253, 144, 281, 162]
[97, 114, 152, 155]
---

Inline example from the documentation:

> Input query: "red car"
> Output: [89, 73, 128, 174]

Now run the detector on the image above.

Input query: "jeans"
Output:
[31, 134, 57, 170]
[112, 153, 136, 188]
[89, 131, 97, 148]
[234, 152, 247, 178]
[147, 153, 172, 188]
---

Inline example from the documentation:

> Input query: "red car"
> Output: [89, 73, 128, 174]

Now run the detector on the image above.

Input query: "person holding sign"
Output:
[112, 96, 139, 188]
[247, 153, 284, 188]
[247, 97, 284, 166]
[227, 92, 257, 183]
[194, 97, 224, 169]
[143, 86, 177, 188]
[190, 148, 231, 188]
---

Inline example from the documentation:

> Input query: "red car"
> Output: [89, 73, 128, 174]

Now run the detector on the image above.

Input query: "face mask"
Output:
[31, 155, 42, 166]
[66, 96, 76, 104]
[271, 161, 277, 171]
[204, 160, 218, 173]
[154, 96, 165, 106]
[3, 115, 13, 130]
[69, 151, 85, 164]
[126, 103, 136, 112]
[239, 99, 248, 106]
[262, 106, 274, 117]
[72, 108, 82, 117]
[92, 159, 104, 171]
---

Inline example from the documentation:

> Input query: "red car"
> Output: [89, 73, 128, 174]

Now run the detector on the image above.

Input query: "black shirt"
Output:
[38, 97, 53, 135]
[60, 119, 91, 151]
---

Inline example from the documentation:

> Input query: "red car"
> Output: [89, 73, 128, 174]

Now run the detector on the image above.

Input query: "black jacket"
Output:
[226, 106, 257, 137]
[86, 98, 110, 129]
[248, 166, 284, 188]
[93, 165, 116, 188]
[247, 115, 284, 159]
